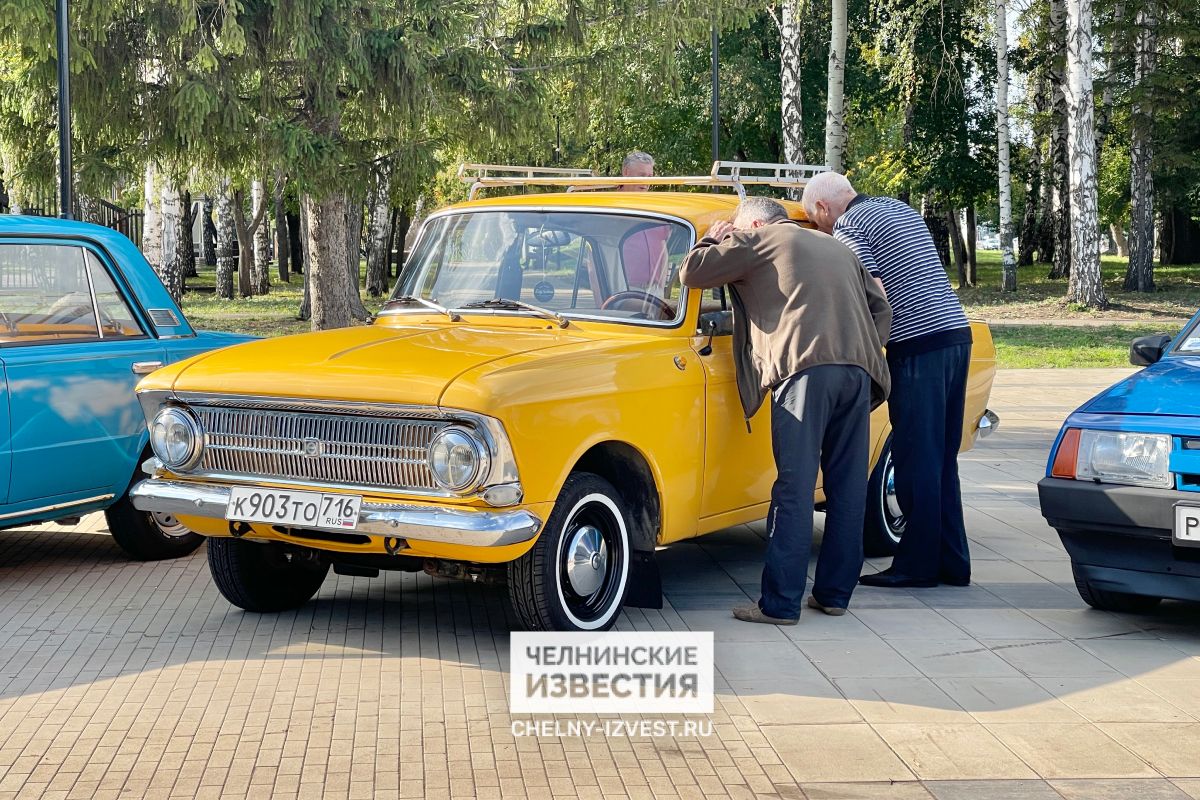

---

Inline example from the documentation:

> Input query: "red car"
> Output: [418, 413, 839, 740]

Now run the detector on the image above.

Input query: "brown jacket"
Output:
[679, 220, 892, 419]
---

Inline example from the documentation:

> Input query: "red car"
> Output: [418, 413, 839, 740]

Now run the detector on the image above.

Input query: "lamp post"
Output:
[56, 0, 73, 219]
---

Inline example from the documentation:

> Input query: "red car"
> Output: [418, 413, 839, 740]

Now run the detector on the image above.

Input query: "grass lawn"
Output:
[960, 251, 1200, 323]
[179, 254, 1200, 369]
[990, 323, 1183, 369]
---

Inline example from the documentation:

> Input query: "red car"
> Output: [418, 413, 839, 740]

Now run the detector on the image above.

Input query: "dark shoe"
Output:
[939, 573, 971, 587]
[858, 569, 938, 589]
[807, 595, 847, 616]
[732, 603, 798, 625]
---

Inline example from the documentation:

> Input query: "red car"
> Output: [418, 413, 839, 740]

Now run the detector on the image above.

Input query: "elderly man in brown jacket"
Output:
[680, 196, 891, 624]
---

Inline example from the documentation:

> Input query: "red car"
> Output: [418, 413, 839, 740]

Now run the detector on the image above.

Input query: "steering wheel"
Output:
[600, 291, 674, 321]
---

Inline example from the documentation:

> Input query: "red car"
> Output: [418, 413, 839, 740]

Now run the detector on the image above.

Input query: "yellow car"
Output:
[130, 163, 998, 631]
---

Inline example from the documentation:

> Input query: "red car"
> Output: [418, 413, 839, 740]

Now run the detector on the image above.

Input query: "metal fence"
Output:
[2, 190, 144, 250]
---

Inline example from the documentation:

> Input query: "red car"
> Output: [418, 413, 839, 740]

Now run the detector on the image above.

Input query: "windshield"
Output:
[385, 210, 693, 324]
[1178, 314, 1200, 354]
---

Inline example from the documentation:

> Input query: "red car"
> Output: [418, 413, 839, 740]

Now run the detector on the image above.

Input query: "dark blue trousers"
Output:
[759, 364, 871, 619]
[886, 342, 972, 582]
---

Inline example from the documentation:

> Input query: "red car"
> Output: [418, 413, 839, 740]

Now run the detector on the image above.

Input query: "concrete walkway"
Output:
[4, 368, 1200, 799]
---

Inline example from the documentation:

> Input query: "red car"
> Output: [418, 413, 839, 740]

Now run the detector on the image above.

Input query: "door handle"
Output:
[131, 361, 164, 375]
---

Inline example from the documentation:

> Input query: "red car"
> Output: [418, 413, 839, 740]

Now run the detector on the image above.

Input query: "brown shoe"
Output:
[732, 604, 798, 625]
[807, 596, 847, 616]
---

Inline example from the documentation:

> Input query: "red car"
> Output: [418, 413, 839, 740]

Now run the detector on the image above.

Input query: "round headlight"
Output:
[150, 406, 203, 471]
[427, 428, 484, 491]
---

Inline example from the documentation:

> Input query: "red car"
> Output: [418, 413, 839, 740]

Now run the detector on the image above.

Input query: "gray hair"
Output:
[621, 151, 655, 173]
[801, 171, 856, 219]
[734, 196, 789, 227]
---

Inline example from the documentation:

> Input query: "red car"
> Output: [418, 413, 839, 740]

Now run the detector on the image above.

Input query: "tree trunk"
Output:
[923, 199, 951, 268]
[366, 166, 392, 297]
[1037, 129, 1056, 263]
[181, 191, 197, 279]
[274, 174, 290, 282]
[1064, 0, 1106, 308]
[288, 211, 304, 274]
[1048, 0, 1072, 279]
[1019, 142, 1041, 267]
[966, 205, 978, 285]
[825, 0, 848, 172]
[252, 179, 271, 295]
[299, 202, 312, 320]
[1125, 0, 1157, 292]
[1111, 224, 1129, 258]
[202, 197, 217, 267]
[158, 181, 184, 304]
[947, 208, 970, 286]
[304, 192, 362, 330]
[779, 0, 806, 198]
[142, 164, 164, 273]
[215, 183, 237, 300]
[234, 190, 254, 298]
[996, 0, 1017, 292]
[390, 206, 412, 279]
[344, 198, 371, 320]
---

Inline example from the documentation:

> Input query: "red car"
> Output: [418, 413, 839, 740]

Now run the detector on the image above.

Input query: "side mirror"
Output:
[1130, 334, 1172, 366]
[698, 318, 717, 357]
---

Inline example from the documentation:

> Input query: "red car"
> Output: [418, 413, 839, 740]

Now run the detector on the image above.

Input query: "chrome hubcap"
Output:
[565, 525, 608, 597]
[882, 456, 906, 538]
[152, 511, 190, 539]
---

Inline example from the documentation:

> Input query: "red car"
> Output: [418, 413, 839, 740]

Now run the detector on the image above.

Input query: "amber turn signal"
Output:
[1051, 428, 1082, 479]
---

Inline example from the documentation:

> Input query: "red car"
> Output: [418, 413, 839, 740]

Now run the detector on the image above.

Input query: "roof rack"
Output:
[459, 160, 829, 200]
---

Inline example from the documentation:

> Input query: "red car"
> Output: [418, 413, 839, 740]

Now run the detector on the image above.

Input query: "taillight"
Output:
[1051, 428, 1081, 479]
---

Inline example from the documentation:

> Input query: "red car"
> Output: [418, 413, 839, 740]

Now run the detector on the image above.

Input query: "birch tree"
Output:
[778, 0, 806, 196]
[365, 163, 392, 297]
[1125, 0, 1157, 292]
[996, 0, 1016, 291]
[252, 179, 271, 294]
[825, 0, 848, 172]
[214, 182, 237, 300]
[1064, 0, 1107, 307]
[1048, 0, 1072, 279]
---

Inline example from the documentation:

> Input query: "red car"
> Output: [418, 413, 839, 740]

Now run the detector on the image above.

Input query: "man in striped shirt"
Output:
[803, 172, 973, 588]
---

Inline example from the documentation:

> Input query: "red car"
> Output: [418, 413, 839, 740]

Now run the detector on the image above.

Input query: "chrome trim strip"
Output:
[0, 494, 116, 521]
[129, 479, 542, 548]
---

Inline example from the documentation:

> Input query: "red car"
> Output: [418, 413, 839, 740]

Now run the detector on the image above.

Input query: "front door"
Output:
[0, 241, 164, 507]
[692, 292, 776, 520]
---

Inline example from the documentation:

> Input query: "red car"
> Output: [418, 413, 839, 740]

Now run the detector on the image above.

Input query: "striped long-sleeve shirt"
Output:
[833, 195, 971, 358]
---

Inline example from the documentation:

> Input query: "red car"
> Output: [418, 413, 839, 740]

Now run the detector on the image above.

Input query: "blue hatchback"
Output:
[1039, 310, 1200, 612]
[0, 216, 250, 559]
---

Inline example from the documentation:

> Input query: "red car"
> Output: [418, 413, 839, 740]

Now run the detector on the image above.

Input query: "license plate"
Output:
[225, 487, 362, 531]
[1176, 504, 1200, 545]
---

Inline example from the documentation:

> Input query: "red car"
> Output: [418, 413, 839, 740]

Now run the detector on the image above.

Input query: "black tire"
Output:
[864, 436, 905, 558]
[208, 538, 329, 613]
[1071, 561, 1162, 614]
[105, 493, 204, 561]
[508, 472, 632, 631]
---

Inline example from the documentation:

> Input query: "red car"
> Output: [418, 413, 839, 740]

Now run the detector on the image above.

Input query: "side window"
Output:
[0, 244, 99, 345]
[697, 287, 733, 336]
[85, 251, 145, 339]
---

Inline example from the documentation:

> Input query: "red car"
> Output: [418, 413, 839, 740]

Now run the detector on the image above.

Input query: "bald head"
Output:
[801, 171, 857, 234]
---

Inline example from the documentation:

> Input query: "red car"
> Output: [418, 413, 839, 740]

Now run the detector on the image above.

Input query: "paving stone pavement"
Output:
[3, 368, 1200, 799]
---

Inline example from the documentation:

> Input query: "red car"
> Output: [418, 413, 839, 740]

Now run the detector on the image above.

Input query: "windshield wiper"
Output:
[459, 298, 570, 328]
[390, 295, 460, 322]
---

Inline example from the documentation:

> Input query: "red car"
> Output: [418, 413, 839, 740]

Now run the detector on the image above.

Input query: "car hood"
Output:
[165, 323, 589, 407]
[1082, 356, 1200, 417]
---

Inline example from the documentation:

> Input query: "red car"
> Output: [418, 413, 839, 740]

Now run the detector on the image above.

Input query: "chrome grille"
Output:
[192, 406, 448, 493]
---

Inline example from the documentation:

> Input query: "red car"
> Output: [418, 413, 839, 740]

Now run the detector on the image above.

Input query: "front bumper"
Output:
[130, 478, 542, 548]
[1038, 477, 1200, 602]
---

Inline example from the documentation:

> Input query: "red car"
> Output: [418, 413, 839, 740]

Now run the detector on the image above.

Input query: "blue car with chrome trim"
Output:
[0, 216, 250, 559]
[1039, 309, 1200, 612]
